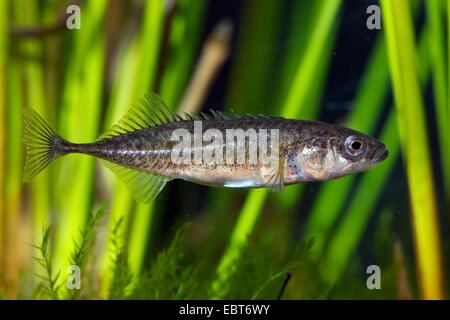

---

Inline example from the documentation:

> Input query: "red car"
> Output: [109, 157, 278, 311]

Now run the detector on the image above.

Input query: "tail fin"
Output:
[22, 108, 63, 182]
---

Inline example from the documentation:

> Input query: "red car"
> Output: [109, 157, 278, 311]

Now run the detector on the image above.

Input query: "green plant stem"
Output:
[447, 0, 450, 207]
[98, 38, 139, 295]
[159, 0, 207, 108]
[226, 0, 284, 114]
[100, 0, 165, 296]
[128, 0, 208, 278]
[53, 0, 107, 271]
[0, 0, 8, 277]
[32, 225, 60, 300]
[4, 55, 24, 287]
[425, 0, 448, 195]
[14, 0, 50, 250]
[125, 0, 165, 279]
[381, 0, 446, 299]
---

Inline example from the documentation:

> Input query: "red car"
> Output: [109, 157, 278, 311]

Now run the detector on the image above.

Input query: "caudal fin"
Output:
[22, 108, 64, 182]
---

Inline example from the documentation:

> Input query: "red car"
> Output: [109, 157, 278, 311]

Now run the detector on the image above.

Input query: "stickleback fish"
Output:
[22, 93, 388, 202]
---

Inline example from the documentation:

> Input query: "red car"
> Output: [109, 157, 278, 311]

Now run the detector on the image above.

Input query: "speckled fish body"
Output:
[22, 94, 388, 202]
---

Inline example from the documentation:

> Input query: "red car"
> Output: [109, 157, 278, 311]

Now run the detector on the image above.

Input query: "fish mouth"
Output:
[372, 146, 389, 163]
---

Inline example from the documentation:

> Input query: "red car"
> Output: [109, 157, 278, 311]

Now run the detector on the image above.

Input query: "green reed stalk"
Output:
[274, 1, 339, 210]
[125, 0, 165, 279]
[128, 0, 207, 278]
[381, 0, 446, 299]
[100, 0, 165, 295]
[0, 0, 8, 277]
[53, 0, 108, 271]
[425, 0, 448, 195]
[447, 0, 450, 212]
[13, 0, 50, 249]
[448, 0, 450, 208]
[211, 0, 343, 298]
[159, 0, 207, 108]
[4, 57, 25, 287]
[99, 39, 139, 295]
[226, 0, 284, 115]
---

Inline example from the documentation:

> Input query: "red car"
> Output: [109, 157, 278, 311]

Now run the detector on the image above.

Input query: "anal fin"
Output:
[100, 159, 169, 203]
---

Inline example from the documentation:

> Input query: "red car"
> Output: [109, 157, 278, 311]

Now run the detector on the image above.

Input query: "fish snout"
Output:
[372, 144, 389, 163]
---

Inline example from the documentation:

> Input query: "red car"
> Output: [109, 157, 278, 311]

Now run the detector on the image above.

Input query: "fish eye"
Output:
[345, 136, 365, 156]
[351, 140, 362, 151]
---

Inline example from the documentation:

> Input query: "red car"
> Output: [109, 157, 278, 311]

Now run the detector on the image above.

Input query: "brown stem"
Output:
[177, 19, 233, 114]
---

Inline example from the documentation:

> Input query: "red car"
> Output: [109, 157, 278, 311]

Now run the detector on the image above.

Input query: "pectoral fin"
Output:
[261, 149, 285, 193]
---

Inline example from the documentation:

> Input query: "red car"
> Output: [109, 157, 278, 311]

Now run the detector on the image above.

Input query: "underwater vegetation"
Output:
[0, 0, 448, 300]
